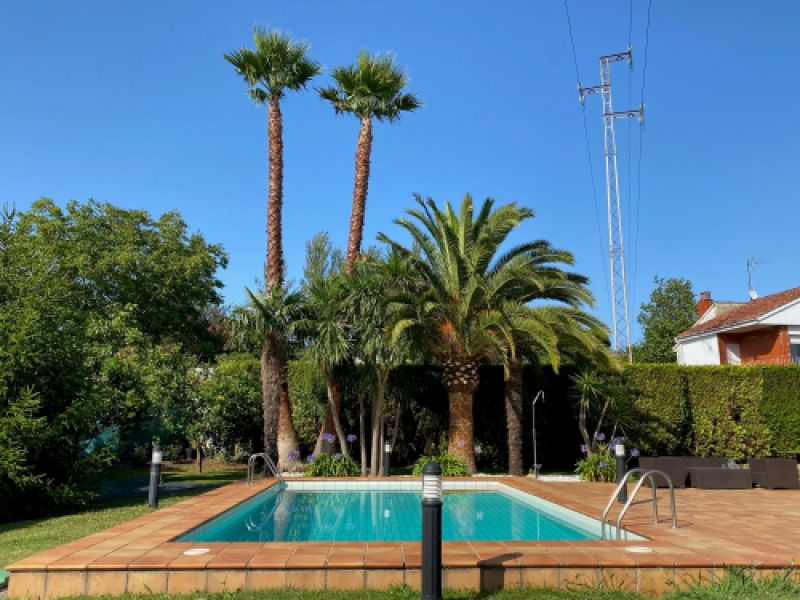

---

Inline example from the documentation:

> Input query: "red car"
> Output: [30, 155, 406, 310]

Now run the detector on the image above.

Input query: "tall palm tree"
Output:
[225, 29, 320, 459]
[380, 194, 560, 473]
[228, 287, 304, 471]
[320, 51, 421, 271]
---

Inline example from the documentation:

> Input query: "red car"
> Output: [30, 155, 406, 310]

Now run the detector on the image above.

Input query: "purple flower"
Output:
[334, 453, 343, 460]
[596, 433, 606, 442]
[598, 461, 607, 468]
[306, 454, 315, 463]
[288, 450, 301, 460]
[631, 448, 641, 458]
[612, 436, 624, 445]
[346, 434, 357, 443]
[322, 433, 336, 443]
[580, 444, 588, 454]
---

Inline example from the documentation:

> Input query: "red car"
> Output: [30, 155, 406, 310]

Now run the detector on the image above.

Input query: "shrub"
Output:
[759, 366, 800, 455]
[686, 366, 772, 460]
[412, 453, 469, 477]
[304, 452, 360, 477]
[575, 443, 616, 482]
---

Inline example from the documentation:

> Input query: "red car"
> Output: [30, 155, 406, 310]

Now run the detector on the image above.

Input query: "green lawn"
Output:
[0, 468, 243, 569]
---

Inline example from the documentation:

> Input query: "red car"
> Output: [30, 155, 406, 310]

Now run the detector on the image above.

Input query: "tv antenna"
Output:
[746, 258, 769, 300]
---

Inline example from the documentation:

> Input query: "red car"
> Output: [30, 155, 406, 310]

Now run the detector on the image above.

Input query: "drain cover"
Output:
[625, 546, 655, 554]
[183, 548, 210, 556]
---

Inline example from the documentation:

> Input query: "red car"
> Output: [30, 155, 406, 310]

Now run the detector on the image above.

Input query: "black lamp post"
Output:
[383, 441, 392, 476]
[614, 438, 627, 504]
[148, 442, 163, 508]
[421, 461, 442, 600]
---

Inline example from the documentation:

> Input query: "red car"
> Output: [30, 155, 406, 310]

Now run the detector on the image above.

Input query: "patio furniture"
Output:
[748, 458, 799, 489]
[639, 456, 728, 488]
[687, 466, 752, 489]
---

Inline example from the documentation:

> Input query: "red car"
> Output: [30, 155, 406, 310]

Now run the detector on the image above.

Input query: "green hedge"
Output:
[759, 366, 800, 455]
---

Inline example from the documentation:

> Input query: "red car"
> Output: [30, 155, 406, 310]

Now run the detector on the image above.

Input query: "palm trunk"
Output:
[358, 391, 367, 477]
[266, 97, 284, 287]
[324, 375, 349, 458]
[314, 381, 344, 456]
[344, 117, 373, 272]
[260, 337, 281, 459]
[277, 379, 301, 472]
[370, 375, 386, 476]
[447, 389, 477, 474]
[442, 357, 480, 474]
[505, 358, 524, 476]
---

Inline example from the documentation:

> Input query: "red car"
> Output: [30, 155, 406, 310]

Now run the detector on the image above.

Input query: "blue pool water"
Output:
[176, 485, 597, 542]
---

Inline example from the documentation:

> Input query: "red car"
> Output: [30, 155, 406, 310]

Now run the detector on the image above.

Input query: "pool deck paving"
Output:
[7, 476, 800, 597]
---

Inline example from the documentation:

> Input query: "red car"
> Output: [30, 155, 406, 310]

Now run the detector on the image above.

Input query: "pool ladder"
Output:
[600, 468, 678, 540]
[247, 452, 283, 485]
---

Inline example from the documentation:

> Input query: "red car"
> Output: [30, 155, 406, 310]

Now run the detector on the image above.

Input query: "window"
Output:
[792, 343, 800, 365]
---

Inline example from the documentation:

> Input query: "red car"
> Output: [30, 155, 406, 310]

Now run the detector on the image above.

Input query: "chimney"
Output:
[697, 291, 713, 317]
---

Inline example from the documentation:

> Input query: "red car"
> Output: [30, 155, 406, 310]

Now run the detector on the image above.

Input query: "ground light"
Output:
[383, 441, 392, 475]
[615, 439, 627, 503]
[148, 442, 162, 508]
[421, 461, 442, 600]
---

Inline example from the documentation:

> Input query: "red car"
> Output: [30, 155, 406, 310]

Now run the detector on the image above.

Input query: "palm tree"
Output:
[380, 194, 561, 473]
[225, 29, 320, 458]
[297, 277, 351, 458]
[320, 51, 421, 271]
[502, 304, 613, 475]
[228, 287, 304, 471]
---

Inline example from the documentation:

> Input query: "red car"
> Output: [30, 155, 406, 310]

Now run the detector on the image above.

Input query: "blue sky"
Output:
[1, 1, 798, 340]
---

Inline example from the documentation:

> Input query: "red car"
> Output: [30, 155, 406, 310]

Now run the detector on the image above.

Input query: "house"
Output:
[675, 287, 800, 365]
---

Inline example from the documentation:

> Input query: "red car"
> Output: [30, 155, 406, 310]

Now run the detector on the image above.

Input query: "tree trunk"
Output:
[579, 397, 592, 458]
[447, 389, 477, 474]
[370, 375, 386, 476]
[260, 337, 281, 459]
[505, 358, 524, 476]
[314, 381, 344, 456]
[266, 97, 284, 287]
[344, 117, 373, 272]
[325, 376, 349, 458]
[442, 357, 480, 474]
[358, 391, 367, 477]
[277, 379, 301, 472]
[195, 439, 203, 473]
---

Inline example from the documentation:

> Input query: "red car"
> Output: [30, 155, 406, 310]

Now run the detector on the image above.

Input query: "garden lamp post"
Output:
[421, 461, 442, 600]
[615, 439, 627, 504]
[148, 443, 163, 509]
[383, 441, 392, 477]
[532, 390, 544, 478]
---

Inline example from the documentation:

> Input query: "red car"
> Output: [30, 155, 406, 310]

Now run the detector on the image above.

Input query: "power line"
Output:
[632, 0, 653, 310]
[563, 0, 610, 302]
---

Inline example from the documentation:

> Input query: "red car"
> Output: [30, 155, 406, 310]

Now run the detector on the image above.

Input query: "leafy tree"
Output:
[380, 194, 581, 473]
[0, 199, 225, 518]
[320, 51, 421, 270]
[225, 27, 321, 460]
[635, 277, 697, 363]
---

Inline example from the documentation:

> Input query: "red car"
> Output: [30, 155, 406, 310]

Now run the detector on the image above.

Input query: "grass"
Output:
[0, 467, 243, 569]
[19, 570, 800, 599]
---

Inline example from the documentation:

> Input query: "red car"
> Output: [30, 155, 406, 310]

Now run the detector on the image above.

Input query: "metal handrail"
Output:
[600, 468, 678, 539]
[247, 452, 283, 485]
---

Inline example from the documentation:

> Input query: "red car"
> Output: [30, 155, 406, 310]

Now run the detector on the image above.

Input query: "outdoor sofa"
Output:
[638, 456, 728, 488]
[748, 458, 799, 489]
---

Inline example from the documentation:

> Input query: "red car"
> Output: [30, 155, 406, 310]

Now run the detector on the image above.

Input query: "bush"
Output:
[759, 366, 800, 455]
[686, 366, 772, 460]
[304, 452, 360, 477]
[575, 444, 616, 482]
[412, 453, 469, 477]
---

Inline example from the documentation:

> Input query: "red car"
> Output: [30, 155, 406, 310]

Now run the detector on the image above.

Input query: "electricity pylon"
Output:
[579, 48, 643, 363]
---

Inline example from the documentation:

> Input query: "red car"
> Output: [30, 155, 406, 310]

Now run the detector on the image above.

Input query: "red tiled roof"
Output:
[677, 286, 800, 338]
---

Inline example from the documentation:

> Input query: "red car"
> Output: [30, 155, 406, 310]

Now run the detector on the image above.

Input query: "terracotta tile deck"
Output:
[7, 477, 800, 597]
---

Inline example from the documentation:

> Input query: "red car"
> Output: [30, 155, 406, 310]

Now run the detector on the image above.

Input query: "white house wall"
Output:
[677, 334, 720, 365]
[761, 300, 800, 327]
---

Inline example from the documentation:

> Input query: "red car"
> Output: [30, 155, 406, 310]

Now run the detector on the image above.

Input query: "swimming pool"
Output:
[177, 481, 640, 543]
